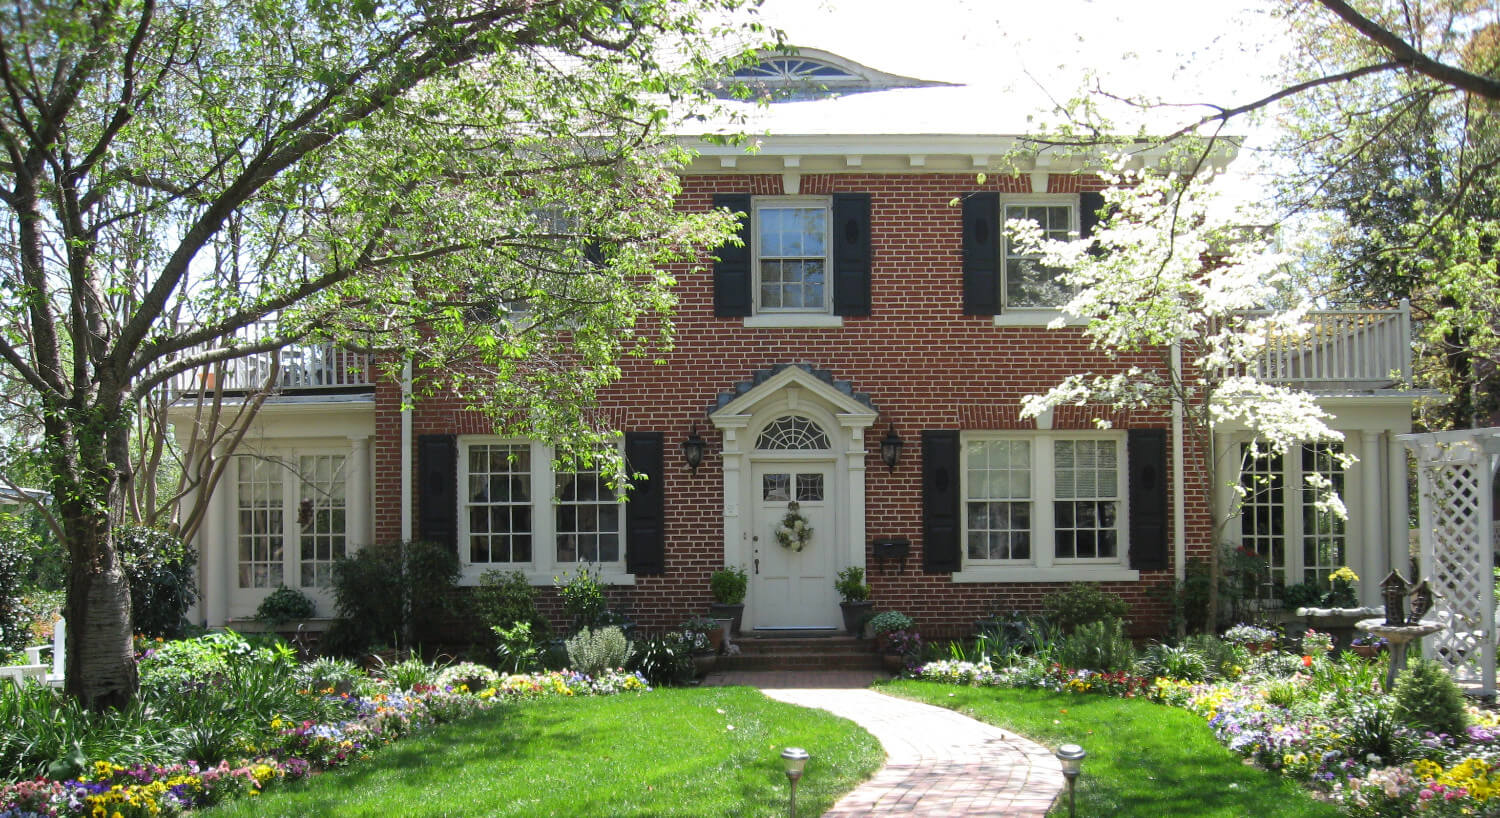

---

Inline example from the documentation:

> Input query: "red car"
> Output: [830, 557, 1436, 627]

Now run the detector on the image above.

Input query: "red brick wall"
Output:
[373, 172, 1214, 638]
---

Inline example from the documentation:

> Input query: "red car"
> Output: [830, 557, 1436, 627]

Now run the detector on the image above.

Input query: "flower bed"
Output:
[909, 631, 1500, 818]
[1, 653, 650, 818]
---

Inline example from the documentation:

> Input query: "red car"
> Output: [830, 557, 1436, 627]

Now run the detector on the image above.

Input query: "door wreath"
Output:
[774, 501, 814, 552]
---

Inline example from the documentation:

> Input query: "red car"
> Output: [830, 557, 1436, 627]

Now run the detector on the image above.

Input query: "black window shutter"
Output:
[962, 193, 1000, 315]
[922, 430, 962, 572]
[583, 240, 606, 268]
[1079, 191, 1106, 239]
[712, 194, 752, 317]
[1079, 191, 1114, 259]
[831, 193, 871, 316]
[1127, 428, 1169, 571]
[417, 435, 458, 550]
[624, 432, 665, 575]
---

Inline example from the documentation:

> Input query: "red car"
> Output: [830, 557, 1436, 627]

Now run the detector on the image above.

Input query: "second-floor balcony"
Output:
[1229, 301, 1413, 390]
[166, 304, 1413, 399]
[169, 321, 373, 395]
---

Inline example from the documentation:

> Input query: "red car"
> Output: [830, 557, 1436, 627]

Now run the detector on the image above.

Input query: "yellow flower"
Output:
[1329, 566, 1359, 583]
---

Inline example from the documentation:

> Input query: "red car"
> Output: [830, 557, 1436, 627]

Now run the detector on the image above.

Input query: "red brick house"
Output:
[177, 49, 1421, 637]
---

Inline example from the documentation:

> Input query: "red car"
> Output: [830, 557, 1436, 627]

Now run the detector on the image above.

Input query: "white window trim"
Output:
[992, 310, 1086, 328]
[997, 194, 1080, 315]
[749, 195, 834, 323]
[744, 313, 845, 328]
[952, 430, 1139, 584]
[456, 437, 634, 587]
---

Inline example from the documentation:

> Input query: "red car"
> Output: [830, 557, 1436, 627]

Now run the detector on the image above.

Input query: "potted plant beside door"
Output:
[834, 566, 873, 636]
[708, 566, 748, 635]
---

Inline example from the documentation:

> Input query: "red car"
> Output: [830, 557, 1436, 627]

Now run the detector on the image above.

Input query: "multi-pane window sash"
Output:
[298, 455, 347, 588]
[466, 443, 533, 565]
[756, 202, 829, 312]
[1053, 440, 1119, 560]
[1003, 203, 1075, 308]
[556, 463, 620, 564]
[964, 439, 1033, 561]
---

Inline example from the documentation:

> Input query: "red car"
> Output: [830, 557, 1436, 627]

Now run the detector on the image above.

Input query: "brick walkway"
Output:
[703, 671, 1064, 816]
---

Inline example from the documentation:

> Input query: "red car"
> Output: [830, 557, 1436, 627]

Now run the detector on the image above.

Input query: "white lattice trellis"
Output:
[1401, 429, 1500, 695]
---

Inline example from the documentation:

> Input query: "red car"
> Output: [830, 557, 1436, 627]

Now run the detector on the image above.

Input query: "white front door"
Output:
[751, 461, 839, 629]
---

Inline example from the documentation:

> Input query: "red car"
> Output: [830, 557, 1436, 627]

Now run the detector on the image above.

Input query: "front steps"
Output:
[717, 632, 886, 672]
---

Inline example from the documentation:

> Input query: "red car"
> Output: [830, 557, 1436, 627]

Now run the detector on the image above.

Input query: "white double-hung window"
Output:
[959, 432, 1129, 580]
[754, 197, 830, 314]
[458, 439, 626, 583]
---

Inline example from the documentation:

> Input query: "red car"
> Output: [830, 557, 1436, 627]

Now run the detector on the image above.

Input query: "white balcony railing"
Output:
[169, 320, 373, 394]
[1231, 300, 1412, 389]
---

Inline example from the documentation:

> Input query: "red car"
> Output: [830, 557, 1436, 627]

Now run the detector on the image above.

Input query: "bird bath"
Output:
[1294, 607, 1383, 653]
[1356, 618, 1447, 690]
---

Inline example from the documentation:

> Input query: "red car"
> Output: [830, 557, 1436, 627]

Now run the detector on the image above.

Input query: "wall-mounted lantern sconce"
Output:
[681, 425, 706, 475]
[880, 425, 904, 472]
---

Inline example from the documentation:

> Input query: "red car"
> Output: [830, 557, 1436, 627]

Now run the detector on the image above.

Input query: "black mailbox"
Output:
[871, 537, 911, 574]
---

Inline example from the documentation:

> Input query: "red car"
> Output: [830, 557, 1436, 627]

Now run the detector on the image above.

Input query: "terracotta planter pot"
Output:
[706, 626, 725, 654]
[882, 653, 905, 672]
[1352, 644, 1387, 660]
[1245, 640, 1276, 655]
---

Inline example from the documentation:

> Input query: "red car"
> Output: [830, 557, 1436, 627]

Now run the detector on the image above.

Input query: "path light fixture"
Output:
[879, 425, 904, 472]
[1055, 743, 1086, 818]
[781, 746, 809, 818]
[681, 425, 706, 475]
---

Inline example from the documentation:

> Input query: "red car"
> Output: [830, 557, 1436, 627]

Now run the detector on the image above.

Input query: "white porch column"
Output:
[204, 454, 231, 627]
[181, 446, 204, 626]
[348, 435, 371, 551]
[1356, 429, 1385, 607]
[1387, 432, 1411, 578]
[840, 420, 869, 570]
[1212, 433, 1243, 550]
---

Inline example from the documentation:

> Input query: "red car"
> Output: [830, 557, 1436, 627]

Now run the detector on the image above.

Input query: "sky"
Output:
[744, 0, 1294, 193]
[751, 0, 1287, 123]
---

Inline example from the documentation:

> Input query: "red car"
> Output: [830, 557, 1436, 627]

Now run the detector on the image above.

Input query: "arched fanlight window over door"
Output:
[756, 415, 831, 451]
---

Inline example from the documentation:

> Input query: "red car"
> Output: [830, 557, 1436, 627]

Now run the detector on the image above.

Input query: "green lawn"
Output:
[204, 686, 883, 818]
[881, 680, 1342, 818]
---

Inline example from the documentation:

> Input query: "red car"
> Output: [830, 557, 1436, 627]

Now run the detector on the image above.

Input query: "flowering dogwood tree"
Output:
[1014, 167, 1349, 631]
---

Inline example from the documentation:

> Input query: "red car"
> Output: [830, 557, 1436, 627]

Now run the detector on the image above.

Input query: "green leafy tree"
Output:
[0, 0, 764, 708]
[1266, 0, 1500, 429]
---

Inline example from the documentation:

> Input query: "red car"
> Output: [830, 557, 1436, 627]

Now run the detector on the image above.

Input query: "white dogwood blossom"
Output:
[1012, 167, 1352, 629]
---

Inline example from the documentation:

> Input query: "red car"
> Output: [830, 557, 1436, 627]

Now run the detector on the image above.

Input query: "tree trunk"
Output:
[48, 401, 140, 709]
[61, 515, 137, 709]
[59, 492, 138, 709]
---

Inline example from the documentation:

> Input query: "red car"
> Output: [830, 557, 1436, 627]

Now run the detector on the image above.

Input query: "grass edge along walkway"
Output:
[880, 679, 1343, 818]
[202, 685, 883, 818]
